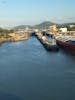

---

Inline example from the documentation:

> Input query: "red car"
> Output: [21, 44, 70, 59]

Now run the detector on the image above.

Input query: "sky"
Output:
[0, 0, 75, 27]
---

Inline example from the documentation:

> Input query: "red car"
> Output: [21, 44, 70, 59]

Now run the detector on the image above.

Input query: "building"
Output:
[49, 25, 57, 32]
[70, 25, 75, 28]
[48, 25, 58, 36]
[59, 27, 67, 33]
[33, 29, 39, 33]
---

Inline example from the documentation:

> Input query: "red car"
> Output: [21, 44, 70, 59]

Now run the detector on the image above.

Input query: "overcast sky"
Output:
[0, 0, 75, 27]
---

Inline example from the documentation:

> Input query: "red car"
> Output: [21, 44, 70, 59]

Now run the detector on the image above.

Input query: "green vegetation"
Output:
[14, 21, 75, 31]
[33, 21, 56, 29]
[0, 28, 14, 38]
[69, 27, 75, 31]
[0, 28, 14, 43]
[14, 21, 56, 30]
[57, 23, 75, 31]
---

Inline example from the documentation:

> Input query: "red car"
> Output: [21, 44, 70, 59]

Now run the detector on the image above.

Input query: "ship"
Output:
[56, 36, 75, 51]
[41, 36, 59, 51]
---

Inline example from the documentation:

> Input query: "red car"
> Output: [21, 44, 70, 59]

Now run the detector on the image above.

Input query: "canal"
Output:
[0, 37, 75, 100]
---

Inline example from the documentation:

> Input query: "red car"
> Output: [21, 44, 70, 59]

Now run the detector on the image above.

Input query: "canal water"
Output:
[0, 37, 75, 100]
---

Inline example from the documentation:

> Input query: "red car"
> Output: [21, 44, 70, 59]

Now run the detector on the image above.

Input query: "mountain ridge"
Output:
[14, 21, 75, 30]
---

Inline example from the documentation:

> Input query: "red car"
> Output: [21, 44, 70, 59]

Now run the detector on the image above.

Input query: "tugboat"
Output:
[56, 36, 75, 51]
[41, 36, 59, 51]
[35, 32, 59, 51]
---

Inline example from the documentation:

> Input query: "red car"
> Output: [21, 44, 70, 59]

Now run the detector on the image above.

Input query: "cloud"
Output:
[51, 16, 75, 23]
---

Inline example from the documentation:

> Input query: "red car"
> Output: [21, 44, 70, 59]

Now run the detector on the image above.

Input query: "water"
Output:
[0, 37, 75, 100]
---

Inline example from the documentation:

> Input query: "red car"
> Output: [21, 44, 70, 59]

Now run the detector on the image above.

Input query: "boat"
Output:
[35, 32, 59, 51]
[44, 42, 59, 51]
[41, 36, 59, 51]
[56, 36, 75, 51]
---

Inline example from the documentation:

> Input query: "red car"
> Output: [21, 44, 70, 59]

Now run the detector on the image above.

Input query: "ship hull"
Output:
[56, 40, 75, 51]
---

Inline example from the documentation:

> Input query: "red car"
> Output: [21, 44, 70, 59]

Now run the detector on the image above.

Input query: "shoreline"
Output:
[0, 36, 29, 45]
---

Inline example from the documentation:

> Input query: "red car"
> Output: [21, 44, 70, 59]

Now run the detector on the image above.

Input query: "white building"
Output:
[70, 25, 75, 28]
[59, 27, 67, 33]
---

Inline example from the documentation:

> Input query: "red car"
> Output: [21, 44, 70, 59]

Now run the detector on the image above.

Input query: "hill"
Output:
[33, 21, 56, 29]
[14, 21, 75, 30]
[14, 21, 56, 30]
[14, 25, 33, 30]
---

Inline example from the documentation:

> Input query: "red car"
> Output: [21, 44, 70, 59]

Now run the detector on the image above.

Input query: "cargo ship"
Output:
[56, 36, 75, 51]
